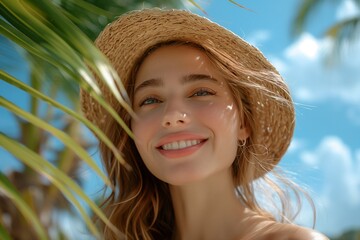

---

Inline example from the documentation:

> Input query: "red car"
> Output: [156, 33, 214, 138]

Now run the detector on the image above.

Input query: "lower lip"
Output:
[157, 140, 207, 159]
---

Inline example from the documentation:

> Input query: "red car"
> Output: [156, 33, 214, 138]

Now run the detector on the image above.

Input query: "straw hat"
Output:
[80, 8, 295, 176]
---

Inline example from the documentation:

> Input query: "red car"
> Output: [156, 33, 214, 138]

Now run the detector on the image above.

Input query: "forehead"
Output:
[135, 45, 219, 82]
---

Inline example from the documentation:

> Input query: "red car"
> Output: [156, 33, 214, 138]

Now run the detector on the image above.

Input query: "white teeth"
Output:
[162, 140, 201, 150]
[179, 141, 186, 149]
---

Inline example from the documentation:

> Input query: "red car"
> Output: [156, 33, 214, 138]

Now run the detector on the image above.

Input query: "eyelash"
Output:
[138, 88, 216, 107]
[139, 96, 162, 107]
[190, 88, 216, 97]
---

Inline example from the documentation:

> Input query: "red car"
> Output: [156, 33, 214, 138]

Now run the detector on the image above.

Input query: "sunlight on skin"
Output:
[131, 45, 246, 186]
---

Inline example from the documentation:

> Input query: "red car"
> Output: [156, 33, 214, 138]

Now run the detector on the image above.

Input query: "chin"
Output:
[156, 170, 210, 186]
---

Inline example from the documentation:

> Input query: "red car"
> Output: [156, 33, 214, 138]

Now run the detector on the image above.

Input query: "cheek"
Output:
[196, 101, 240, 167]
[195, 101, 240, 134]
[131, 121, 150, 166]
[131, 110, 161, 150]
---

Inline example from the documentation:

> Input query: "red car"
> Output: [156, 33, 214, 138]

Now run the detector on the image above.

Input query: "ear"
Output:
[238, 124, 250, 141]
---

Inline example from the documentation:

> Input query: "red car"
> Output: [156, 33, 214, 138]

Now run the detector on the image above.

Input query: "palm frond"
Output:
[292, 0, 326, 36]
[324, 15, 360, 63]
[0, 70, 130, 169]
[188, 0, 206, 13]
[0, 224, 11, 240]
[0, 97, 112, 187]
[0, 171, 47, 240]
[228, 0, 252, 11]
[0, 134, 122, 238]
[0, 0, 132, 237]
[326, 15, 360, 42]
[292, 0, 360, 64]
[0, 0, 134, 118]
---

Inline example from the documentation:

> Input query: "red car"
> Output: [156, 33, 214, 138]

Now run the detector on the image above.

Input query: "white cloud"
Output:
[275, 33, 360, 106]
[269, 56, 287, 74]
[288, 138, 305, 153]
[268, 2, 360, 121]
[336, 0, 360, 21]
[285, 33, 321, 61]
[246, 30, 271, 48]
[298, 136, 360, 236]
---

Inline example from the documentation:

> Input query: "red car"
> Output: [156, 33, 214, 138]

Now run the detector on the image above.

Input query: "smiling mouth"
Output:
[159, 139, 206, 150]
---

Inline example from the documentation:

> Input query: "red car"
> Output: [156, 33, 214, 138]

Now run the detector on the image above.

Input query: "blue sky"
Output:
[1, 0, 359, 238]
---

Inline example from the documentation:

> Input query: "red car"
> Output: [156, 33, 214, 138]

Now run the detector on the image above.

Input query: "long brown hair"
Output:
[98, 41, 314, 239]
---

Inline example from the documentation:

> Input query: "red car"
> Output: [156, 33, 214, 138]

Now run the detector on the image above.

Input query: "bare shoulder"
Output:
[233, 210, 328, 240]
[261, 223, 329, 240]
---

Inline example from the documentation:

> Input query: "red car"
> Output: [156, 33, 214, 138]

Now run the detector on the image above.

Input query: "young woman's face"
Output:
[131, 45, 249, 185]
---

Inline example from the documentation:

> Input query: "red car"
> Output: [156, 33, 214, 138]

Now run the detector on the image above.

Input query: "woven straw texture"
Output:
[80, 8, 295, 175]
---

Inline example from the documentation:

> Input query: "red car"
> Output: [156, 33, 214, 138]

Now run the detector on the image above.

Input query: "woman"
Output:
[81, 8, 328, 240]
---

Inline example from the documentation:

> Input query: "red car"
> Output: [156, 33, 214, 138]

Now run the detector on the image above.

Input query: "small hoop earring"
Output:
[239, 139, 247, 147]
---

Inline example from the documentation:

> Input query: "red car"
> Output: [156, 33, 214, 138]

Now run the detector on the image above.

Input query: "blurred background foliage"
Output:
[0, 0, 359, 239]
[292, 0, 360, 63]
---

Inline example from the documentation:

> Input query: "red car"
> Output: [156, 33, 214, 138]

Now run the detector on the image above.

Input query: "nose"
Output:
[162, 109, 190, 128]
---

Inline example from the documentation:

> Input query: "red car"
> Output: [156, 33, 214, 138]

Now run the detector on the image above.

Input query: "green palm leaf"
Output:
[292, 0, 327, 36]
[326, 16, 360, 45]
[0, 224, 11, 240]
[292, 0, 360, 62]
[0, 70, 130, 169]
[0, 171, 47, 240]
[0, 97, 112, 187]
[0, 0, 132, 237]
[0, 0, 135, 121]
[0, 133, 122, 238]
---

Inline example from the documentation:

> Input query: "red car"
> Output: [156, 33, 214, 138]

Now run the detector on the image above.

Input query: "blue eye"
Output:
[192, 88, 215, 97]
[140, 97, 161, 106]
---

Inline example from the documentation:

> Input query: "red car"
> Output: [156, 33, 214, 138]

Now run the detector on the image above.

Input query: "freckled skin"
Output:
[131, 45, 248, 186]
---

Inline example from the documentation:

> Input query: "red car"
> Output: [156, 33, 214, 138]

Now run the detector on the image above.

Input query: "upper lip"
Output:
[155, 132, 207, 148]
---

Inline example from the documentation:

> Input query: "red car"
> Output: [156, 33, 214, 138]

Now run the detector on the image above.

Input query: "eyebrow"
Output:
[134, 74, 219, 94]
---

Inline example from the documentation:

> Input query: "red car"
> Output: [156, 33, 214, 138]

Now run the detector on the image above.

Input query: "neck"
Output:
[169, 169, 246, 240]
